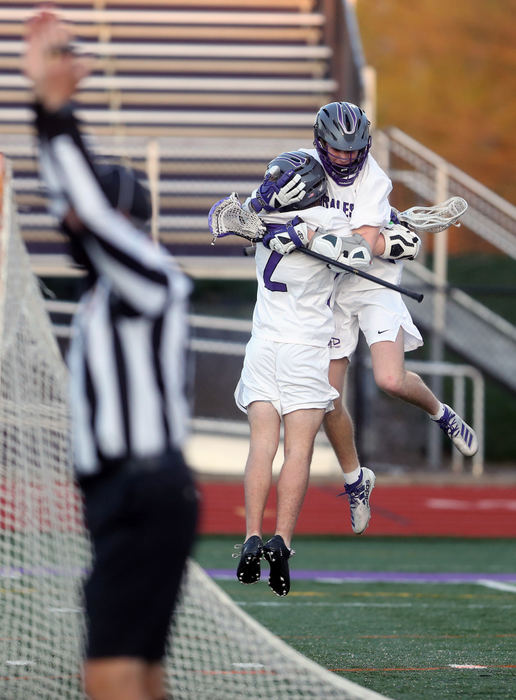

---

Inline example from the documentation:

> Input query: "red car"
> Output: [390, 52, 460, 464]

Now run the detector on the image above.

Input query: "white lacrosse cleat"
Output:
[339, 467, 376, 535]
[433, 404, 478, 457]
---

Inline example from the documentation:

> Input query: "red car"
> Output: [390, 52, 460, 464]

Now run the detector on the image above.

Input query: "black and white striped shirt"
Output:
[34, 104, 192, 476]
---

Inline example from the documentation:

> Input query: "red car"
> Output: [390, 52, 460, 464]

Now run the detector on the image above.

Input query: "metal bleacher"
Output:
[3, 0, 515, 474]
[0, 0, 343, 257]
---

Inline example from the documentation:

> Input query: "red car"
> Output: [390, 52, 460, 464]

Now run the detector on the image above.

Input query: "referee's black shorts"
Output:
[79, 449, 199, 661]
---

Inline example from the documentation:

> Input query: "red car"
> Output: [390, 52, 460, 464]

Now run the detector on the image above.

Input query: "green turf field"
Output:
[194, 536, 516, 700]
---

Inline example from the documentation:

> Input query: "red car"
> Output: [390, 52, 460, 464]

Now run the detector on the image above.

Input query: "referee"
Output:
[24, 12, 198, 700]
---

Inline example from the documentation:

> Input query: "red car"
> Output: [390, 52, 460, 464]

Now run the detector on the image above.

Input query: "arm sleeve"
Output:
[33, 102, 172, 316]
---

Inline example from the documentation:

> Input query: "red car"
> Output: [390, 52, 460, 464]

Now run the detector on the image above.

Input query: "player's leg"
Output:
[324, 291, 362, 478]
[262, 342, 337, 595]
[234, 338, 282, 583]
[235, 400, 280, 584]
[324, 296, 376, 534]
[263, 406, 325, 597]
[83, 658, 150, 700]
[272, 341, 337, 545]
[244, 400, 281, 540]
[81, 472, 151, 700]
[145, 662, 166, 700]
[323, 356, 361, 475]
[82, 451, 198, 700]
[370, 329, 478, 456]
[274, 407, 325, 547]
[370, 330, 439, 412]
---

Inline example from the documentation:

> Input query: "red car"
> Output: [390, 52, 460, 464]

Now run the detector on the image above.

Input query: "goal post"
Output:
[0, 155, 389, 700]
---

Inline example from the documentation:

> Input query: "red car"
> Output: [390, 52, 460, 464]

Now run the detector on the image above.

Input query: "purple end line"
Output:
[207, 569, 516, 584]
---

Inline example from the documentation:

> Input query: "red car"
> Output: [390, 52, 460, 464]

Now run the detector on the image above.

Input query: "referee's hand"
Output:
[23, 9, 93, 111]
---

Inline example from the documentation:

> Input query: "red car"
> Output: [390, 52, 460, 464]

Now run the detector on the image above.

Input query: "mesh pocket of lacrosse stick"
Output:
[208, 192, 265, 243]
[397, 196, 468, 234]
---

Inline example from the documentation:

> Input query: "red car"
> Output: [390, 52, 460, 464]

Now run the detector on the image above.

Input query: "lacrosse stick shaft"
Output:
[207, 200, 423, 302]
[297, 247, 424, 303]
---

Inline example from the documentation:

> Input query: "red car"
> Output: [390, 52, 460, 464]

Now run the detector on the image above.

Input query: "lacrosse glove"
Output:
[380, 223, 421, 260]
[262, 216, 309, 255]
[249, 169, 306, 213]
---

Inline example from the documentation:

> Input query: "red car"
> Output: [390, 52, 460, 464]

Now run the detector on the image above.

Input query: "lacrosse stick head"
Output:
[208, 193, 266, 244]
[397, 197, 468, 234]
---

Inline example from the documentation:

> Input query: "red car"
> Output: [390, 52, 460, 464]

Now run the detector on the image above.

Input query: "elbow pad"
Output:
[309, 230, 342, 258]
[310, 232, 371, 271]
[338, 233, 372, 268]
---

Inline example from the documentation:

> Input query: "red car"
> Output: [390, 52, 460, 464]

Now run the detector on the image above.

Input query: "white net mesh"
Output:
[397, 196, 468, 234]
[209, 192, 265, 242]
[0, 158, 388, 700]
[167, 562, 389, 699]
[0, 158, 89, 699]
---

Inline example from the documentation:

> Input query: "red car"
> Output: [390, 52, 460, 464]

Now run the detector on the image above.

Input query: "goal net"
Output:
[0, 156, 388, 700]
[0, 156, 89, 699]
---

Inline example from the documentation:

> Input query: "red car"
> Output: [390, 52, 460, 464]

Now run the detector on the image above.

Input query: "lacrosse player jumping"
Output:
[243, 102, 477, 537]
[231, 154, 341, 596]
[223, 151, 428, 593]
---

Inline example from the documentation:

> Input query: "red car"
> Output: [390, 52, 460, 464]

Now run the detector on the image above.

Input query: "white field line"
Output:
[477, 579, 516, 593]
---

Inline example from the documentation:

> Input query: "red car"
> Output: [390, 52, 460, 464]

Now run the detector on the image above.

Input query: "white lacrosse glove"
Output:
[262, 216, 309, 255]
[249, 168, 306, 213]
[380, 223, 421, 260]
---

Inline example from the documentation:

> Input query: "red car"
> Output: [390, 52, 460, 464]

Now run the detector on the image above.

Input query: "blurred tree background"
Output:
[356, 0, 516, 204]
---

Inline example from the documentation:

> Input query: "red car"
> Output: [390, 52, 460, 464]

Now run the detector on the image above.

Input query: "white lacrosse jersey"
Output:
[251, 207, 337, 346]
[300, 148, 403, 294]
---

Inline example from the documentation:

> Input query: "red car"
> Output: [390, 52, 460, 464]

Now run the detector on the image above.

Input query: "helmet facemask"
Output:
[314, 136, 371, 186]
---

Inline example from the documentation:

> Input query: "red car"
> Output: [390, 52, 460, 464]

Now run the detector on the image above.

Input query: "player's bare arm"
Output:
[352, 224, 381, 255]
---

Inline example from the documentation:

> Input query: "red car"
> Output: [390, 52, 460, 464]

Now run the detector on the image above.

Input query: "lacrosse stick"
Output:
[208, 194, 424, 303]
[393, 196, 468, 234]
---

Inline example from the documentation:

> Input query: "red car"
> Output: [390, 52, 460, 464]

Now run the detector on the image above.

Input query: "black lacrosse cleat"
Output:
[263, 535, 295, 597]
[235, 535, 263, 585]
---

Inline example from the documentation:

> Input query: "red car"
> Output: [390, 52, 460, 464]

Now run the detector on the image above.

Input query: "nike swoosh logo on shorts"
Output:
[377, 329, 390, 334]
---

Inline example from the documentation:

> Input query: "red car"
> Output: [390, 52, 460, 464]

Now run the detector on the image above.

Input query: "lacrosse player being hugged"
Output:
[231, 154, 341, 597]
[247, 102, 477, 539]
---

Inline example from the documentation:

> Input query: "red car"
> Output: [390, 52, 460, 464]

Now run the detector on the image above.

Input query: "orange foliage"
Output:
[356, 0, 516, 203]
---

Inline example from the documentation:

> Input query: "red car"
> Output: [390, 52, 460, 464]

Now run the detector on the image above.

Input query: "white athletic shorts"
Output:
[330, 286, 423, 360]
[234, 336, 339, 416]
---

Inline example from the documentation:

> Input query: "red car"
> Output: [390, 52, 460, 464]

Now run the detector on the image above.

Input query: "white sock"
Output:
[343, 466, 362, 485]
[429, 402, 445, 421]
